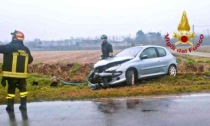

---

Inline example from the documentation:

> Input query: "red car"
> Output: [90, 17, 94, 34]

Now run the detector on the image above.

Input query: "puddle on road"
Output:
[1, 93, 210, 126]
[94, 98, 172, 114]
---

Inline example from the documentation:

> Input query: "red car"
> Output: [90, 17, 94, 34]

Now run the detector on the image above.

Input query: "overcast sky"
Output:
[0, 0, 210, 41]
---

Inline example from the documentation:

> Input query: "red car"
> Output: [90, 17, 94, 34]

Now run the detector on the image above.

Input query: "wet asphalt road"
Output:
[1, 93, 210, 126]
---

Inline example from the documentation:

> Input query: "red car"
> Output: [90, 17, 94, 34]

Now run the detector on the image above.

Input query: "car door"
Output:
[137, 47, 160, 78]
[156, 47, 168, 74]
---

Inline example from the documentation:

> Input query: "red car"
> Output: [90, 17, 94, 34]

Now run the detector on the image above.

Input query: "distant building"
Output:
[111, 41, 131, 47]
[79, 40, 100, 49]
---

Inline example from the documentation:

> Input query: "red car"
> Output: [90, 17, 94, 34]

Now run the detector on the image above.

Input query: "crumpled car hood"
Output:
[94, 56, 133, 68]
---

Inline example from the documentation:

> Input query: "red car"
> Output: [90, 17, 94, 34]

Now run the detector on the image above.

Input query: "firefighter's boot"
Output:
[6, 99, 14, 112]
[6, 111, 16, 121]
[21, 110, 28, 120]
[19, 97, 27, 111]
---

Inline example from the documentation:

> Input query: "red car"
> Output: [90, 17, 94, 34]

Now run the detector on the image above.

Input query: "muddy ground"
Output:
[27, 62, 210, 82]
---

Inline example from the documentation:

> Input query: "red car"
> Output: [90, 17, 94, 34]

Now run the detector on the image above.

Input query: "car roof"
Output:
[130, 45, 166, 49]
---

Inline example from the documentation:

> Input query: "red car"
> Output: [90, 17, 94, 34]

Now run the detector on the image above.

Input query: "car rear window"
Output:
[157, 47, 166, 57]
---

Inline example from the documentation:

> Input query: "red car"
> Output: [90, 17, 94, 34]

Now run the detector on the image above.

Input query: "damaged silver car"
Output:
[87, 45, 177, 89]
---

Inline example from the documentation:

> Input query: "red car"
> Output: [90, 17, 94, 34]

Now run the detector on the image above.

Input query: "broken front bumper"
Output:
[87, 70, 125, 89]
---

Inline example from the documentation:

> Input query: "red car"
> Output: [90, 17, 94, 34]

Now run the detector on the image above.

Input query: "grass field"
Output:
[0, 49, 210, 104]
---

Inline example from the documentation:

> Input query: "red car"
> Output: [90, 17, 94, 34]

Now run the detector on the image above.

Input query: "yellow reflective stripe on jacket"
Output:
[20, 92, 28, 98]
[12, 52, 18, 72]
[24, 55, 28, 73]
[6, 94, 15, 99]
[3, 51, 29, 78]
[2, 71, 27, 78]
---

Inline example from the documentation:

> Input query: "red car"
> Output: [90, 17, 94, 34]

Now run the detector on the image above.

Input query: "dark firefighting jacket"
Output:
[101, 42, 113, 59]
[0, 40, 33, 78]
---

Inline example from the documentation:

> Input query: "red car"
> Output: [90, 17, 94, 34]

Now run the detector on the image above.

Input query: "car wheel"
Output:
[126, 70, 135, 86]
[168, 65, 177, 76]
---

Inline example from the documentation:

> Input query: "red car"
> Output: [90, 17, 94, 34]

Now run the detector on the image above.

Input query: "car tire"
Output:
[168, 65, 177, 76]
[126, 69, 135, 86]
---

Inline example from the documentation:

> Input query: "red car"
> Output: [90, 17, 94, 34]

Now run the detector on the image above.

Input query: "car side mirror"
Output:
[140, 55, 148, 60]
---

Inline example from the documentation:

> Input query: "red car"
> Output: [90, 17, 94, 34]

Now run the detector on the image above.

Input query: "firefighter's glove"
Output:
[1, 78, 7, 88]
[109, 52, 113, 57]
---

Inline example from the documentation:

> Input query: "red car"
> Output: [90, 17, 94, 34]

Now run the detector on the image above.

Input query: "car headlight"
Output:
[105, 64, 121, 72]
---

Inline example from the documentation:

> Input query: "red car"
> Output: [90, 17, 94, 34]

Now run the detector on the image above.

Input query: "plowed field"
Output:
[0, 50, 104, 64]
[32, 50, 102, 64]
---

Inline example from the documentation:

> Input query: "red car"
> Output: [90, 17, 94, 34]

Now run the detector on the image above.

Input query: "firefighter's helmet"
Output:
[101, 35, 107, 39]
[11, 30, 24, 41]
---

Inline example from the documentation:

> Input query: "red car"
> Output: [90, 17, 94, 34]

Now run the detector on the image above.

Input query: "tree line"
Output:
[1, 30, 209, 51]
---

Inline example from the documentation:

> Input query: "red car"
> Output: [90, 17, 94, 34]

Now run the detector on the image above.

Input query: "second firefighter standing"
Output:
[101, 35, 113, 59]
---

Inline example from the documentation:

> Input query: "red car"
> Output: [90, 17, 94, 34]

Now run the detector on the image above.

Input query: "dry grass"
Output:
[20, 74, 210, 103]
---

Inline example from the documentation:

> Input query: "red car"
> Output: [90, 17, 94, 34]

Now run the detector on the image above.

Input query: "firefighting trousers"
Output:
[6, 78, 27, 99]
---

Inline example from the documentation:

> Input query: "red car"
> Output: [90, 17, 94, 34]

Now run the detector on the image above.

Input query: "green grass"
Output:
[174, 53, 210, 65]
[186, 58, 196, 64]
[176, 58, 182, 63]
[203, 71, 210, 76]
[1, 73, 210, 104]
[67, 63, 81, 77]
[73, 63, 80, 71]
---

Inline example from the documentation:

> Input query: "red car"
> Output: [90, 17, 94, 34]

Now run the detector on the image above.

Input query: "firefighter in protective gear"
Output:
[0, 30, 33, 112]
[101, 35, 113, 59]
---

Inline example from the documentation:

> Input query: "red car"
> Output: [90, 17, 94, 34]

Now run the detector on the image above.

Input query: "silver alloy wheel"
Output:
[131, 72, 135, 85]
[169, 65, 176, 76]
[126, 70, 136, 86]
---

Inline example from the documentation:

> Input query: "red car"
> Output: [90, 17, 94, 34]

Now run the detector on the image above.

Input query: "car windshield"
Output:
[115, 47, 142, 57]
